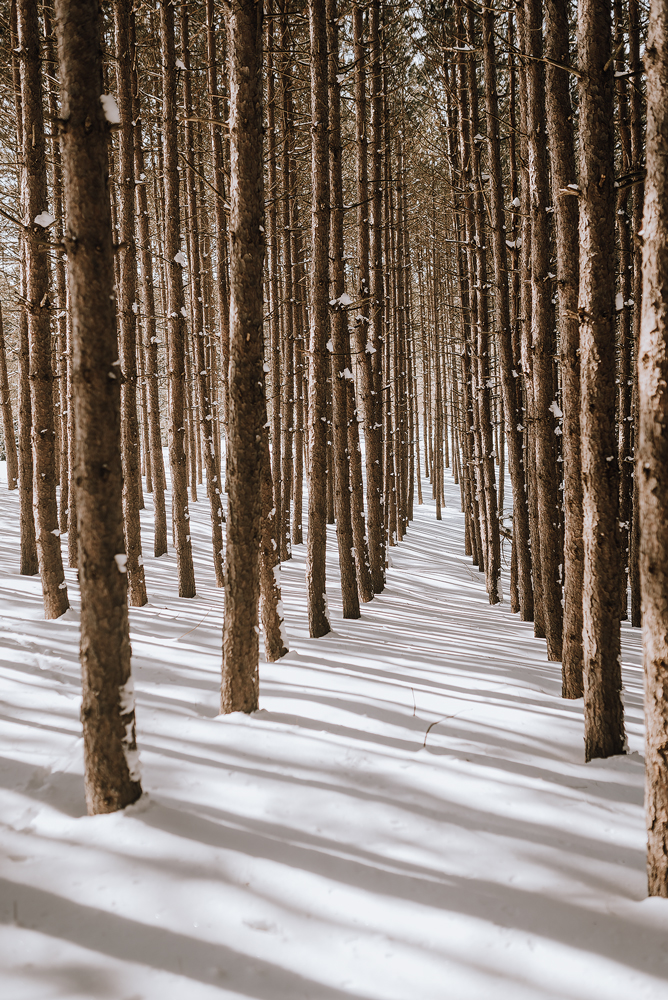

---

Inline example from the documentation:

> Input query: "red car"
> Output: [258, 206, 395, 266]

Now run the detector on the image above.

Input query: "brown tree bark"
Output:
[306, 0, 331, 638]
[18, 0, 69, 618]
[131, 12, 167, 558]
[524, 0, 562, 655]
[638, 0, 668, 897]
[368, 0, 385, 589]
[465, 11, 501, 604]
[629, 0, 644, 628]
[181, 5, 225, 588]
[55, 0, 141, 813]
[266, 7, 283, 563]
[260, 417, 288, 663]
[114, 0, 147, 607]
[481, 6, 533, 621]
[221, 0, 265, 712]
[545, 0, 583, 696]
[327, 0, 361, 620]
[279, 4, 294, 562]
[159, 0, 196, 598]
[0, 304, 18, 490]
[578, 0, 626, 760]
[205, 0, 231, 438]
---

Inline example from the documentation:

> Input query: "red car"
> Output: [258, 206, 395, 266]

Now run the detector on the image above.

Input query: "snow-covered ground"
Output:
[1, 459, 667, 1000]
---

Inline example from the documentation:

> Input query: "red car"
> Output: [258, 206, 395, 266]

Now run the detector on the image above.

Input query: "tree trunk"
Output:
[368, 0, 385, 589]
[524, 0, 562, 654]
[221, 0, 265, 712]
[181, 5, 225, 588]
[131, 12, 167, 558]
[638, 0, 668, 897]
[55, 0, 141, 813]
[18, 0, 69, 618]
[327, 0, 361, 620]
[545, 0, 583, 696]
[306, 0, 331, 638]
[114, 0, 147, 607]
[482, 7, 533, 620]
[159, 0, 196, 598]
[0, 304, 18, 490]
[578, 0, 626, 760]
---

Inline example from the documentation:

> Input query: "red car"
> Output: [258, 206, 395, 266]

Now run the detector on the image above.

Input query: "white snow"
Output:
[173, 251, 187, 267]
[0, 457, 667, 999]
[33, 212, 54, 228]
[100, 94, 121, 125]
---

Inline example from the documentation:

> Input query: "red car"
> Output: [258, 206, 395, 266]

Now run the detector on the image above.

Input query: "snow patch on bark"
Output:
[100, 94, 121, 124]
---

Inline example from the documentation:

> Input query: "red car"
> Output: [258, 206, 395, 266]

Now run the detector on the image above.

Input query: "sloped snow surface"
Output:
[1, 460, 667, 999]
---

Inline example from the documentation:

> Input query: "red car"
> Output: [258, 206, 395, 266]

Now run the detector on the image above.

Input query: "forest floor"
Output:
[1, 459, 667, 999]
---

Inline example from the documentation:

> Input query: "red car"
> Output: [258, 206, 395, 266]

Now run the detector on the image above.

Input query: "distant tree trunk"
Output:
[160, 0, 196, 598]
[18, 0, 69, 618]
[221, 0, 265, 712]
[306, 0, 331, 638]
[181, 5, 225, 588]
[114, 0, 147, 607]
[368, 0, 385, 589]
[629, 0, 644, 628]
[259, 419, 288, 662]
[524, 0, 562, 655]
[545, 0, 583, 697]
[465, 11, 501, 604]
[327, 0, 360, 620]
[266, 7, 282, 561]
[131, 12, 167, 558]
[205, 0, 231, 438]
[55, 0, 141, 813]
[0, 304, 18, 490]
[517, 2, 545, 639]
[279, 4, 294, 562]
[578, 0, 626, 760]
[482, 7, 533, 621]
[638, 0, 668, 898]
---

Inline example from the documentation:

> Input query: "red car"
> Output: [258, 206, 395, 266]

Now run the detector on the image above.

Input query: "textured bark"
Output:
[18, 0, 69, 618]
[466, 11, 501, 605]
[291, 211, 307, 546]
[578, 0, 626, 760]
[0, 304, 18, 490]
[629, 0, 644, 628]
[279, 5, 294, 562]
[517, 2, 545, 638]
[639, 0, 668, 897]
[266, 10, 282, 561]
[42, 6, 68, 531]
[545, 0, 583, 696]
[615, 0, 633, 622]
[221, 0, 265, 713]
[353, 3, 382, 594]
[160, 0, 196, 598]
[306, 0, 331, 638]
[482, 8, 533, 621]
[131, 16, 167, 557]
[55, 0, 141, 813]
[524, 0, 562, 655]
[327, 0, 360, 620]
[368, 0, 385, 588]
[260, 422, 288, 663]
[205, 0, 230, 435]
[114, 0, 147, 607]
[181, 5, 225, 588]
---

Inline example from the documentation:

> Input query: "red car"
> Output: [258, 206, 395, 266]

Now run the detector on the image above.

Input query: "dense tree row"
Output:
[0, 0, 667, 895]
